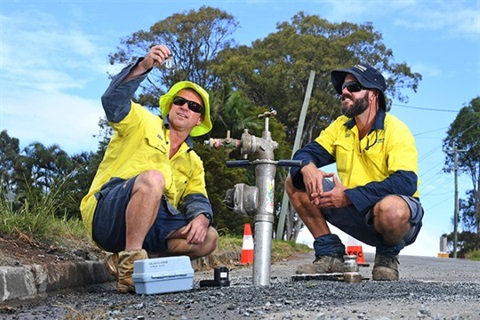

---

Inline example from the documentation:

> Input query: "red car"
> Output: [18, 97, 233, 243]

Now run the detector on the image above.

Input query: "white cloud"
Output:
[311, 0, 479, 41]
[320, 0, 371, 22]
[0, 9, 118, 89]
[410, 62, 442, 78]
[1, 89, 104, 154]
[392, 1, 480, 39]
[0, 8, 117, 154]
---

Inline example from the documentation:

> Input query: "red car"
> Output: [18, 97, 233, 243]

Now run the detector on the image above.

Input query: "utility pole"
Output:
[452, 142, 467, 258]
[276, 70, 315, 240]
[453, 143, 459, 258]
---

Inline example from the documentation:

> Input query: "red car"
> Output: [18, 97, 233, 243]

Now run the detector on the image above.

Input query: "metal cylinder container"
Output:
[343, 255, 359, 272]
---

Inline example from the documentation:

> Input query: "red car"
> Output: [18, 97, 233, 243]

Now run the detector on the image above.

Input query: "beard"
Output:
[342, 93, 369, 118]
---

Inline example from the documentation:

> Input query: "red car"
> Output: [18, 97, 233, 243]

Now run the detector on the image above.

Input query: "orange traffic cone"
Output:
[346, 235, 369, 267]
[240, 223, 254, 265]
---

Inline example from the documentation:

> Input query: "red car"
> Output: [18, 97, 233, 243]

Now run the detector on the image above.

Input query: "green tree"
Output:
[213, 90, 262, 137]
[446, 231, 480, 258]
[21, 143, 70, 193]
[107, 6, 239, 110]
[213, 12, 421, 147]
[64, 119, 114, 219]
[460, 190, 478, 232]
[0, 133, 98, 220]
[0, 130, 20, 195]
[443, 97, 480, 236]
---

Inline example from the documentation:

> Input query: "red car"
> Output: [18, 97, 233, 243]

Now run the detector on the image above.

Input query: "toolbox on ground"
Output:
[132, 256, 194, 294]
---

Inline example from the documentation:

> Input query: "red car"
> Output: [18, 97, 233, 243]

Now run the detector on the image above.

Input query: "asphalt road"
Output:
[3, 252, 480, 319]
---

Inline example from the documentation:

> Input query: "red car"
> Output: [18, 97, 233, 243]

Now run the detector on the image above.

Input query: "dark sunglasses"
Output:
[342, 81, 365, 93]
[172, 96, 203, 113]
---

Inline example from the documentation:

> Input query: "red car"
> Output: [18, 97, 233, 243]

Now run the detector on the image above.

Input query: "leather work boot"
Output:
[372, 254, 399, 281]
[295, 255, 344, 274]
[117, 249, 148, 293]
[104, 252, 119, 278]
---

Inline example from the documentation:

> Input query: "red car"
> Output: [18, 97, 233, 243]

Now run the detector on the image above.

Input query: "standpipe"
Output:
[205, 110, 301, 286]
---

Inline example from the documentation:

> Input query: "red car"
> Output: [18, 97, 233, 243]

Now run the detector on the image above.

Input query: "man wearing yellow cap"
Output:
[80, 45, 218, 293]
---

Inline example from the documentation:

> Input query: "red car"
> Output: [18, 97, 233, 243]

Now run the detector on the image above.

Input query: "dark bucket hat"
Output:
[331, 63, 388, 110]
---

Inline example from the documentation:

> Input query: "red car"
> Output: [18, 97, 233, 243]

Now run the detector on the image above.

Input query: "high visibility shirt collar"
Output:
[161, 115, 195, 150]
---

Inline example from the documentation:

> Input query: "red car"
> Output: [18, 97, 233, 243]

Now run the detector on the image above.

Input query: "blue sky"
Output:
[1, 0, 479, 257]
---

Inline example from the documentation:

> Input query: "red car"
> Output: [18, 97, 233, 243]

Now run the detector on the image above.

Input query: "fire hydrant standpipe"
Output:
[252, 159, 276, 286]
[205, 111, 302, 287]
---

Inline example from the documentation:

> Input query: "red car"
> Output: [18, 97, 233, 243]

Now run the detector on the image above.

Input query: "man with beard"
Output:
[285, 64, 424, 281]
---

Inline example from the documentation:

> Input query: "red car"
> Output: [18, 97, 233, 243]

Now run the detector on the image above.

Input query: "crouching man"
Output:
[285, 63, 424, 281]
[80, 45, 218, 293]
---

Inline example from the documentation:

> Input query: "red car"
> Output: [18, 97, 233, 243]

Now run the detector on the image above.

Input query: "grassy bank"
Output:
[4, 191, 477, 262]
[0, 191, 311, 260]
[0, 190, 90, 247]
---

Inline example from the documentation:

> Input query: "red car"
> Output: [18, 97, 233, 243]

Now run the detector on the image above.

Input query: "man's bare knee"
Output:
[135, 170, 165, 196]
[374, 196, 411, 244]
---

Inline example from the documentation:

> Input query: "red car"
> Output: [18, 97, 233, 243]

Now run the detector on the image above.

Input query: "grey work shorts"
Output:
[321, 179, 424, 248]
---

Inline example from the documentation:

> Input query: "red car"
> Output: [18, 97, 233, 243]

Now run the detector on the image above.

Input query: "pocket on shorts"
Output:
[95, 177, 126, 200]
[163, 196, 181, 216]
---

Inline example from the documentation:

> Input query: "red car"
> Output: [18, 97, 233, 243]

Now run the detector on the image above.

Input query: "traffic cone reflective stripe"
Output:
[240, 223, 254, 265]
[346, 235, 368, 266]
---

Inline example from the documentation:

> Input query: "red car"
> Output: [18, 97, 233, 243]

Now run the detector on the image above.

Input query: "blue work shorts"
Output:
[92, 177, 189, 253]
[321, 179, 424, 251]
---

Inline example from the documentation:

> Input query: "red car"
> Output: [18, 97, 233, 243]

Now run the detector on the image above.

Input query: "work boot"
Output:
[104, 252, 119, 278]
[295, 255, 344, 274]
[372, 254, 399, 281]
[117, 249, 148, 293]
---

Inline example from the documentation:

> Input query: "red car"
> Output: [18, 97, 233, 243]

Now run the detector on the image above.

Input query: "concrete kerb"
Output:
[0, 251, 241, 303]
[0, 261, 114, 303]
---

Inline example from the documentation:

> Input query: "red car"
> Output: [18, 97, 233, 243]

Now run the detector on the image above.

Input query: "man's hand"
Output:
[312, 174, 351, 208]
[124, 45, 172, 81]
[139, 45, 172, 70]
[180, 214, 209, 245]
[301, 163, 333, 201]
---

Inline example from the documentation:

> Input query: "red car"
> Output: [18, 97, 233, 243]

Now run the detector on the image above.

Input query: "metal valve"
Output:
[224, 184, 259, 216]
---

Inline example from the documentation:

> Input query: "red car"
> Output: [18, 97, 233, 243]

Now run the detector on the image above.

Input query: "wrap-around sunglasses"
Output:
[172, 96, 203, 113]
[342, 81, 366, 93]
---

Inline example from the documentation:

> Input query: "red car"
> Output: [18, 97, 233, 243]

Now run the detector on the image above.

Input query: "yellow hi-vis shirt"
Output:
[80, 101, 208, 237]
[316, 113, 420, 197]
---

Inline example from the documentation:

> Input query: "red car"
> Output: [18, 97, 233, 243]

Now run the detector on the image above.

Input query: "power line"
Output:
[424, 195, 454, 211]
[393, 103, 459, 112]
[420, 172, 454, 198]
[419, 161, 444, 177]
[423, 191, 453, 196]
[418, 145, 442, 162]
[414, 126, 449, 137]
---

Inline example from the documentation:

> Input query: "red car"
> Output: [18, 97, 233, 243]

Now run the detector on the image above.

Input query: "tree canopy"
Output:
[443, 97, 480, 237]
[0, 130, 97, 219]
[108, 6, 239, 109]
[212, 12, 422, 146]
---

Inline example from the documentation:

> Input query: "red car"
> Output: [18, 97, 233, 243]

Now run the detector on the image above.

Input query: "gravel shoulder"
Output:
[3, 252, 480, 319]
